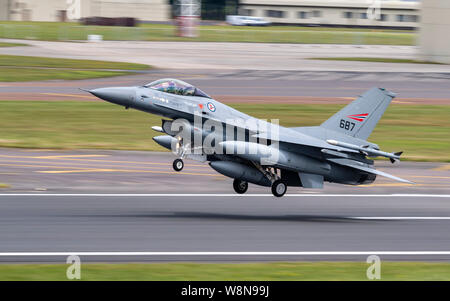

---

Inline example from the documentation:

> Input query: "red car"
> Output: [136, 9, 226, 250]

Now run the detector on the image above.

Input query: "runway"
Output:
[0, 148, 449, 262]
[1, 70, 450, 102]
[0, 39, 449, 263]
[1, 39, 450, 102]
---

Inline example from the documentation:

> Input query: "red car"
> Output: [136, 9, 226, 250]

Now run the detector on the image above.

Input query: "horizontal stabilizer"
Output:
[328, 158, 413, 184]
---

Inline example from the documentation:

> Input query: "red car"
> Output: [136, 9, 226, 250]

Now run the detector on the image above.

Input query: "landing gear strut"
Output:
[233, 179, 248, 194]
[173, 158, 184, 172]
[271, 180, 287, 197]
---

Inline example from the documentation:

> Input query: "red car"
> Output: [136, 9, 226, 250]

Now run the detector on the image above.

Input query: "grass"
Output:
[0, 21, 416, 45]
[311, 57, 444, 64]
[0, 67, 137, 82]
[1, 261, 450, 281]
[0, 54, 150, 70]
[0, 183, 10, 188]
[0, 42, 27, 47]
[0, 54, 151, 81]
[0, 101, 448, 162]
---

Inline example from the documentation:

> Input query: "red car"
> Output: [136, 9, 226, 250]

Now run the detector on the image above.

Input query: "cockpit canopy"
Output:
[144, 78, 211, 98]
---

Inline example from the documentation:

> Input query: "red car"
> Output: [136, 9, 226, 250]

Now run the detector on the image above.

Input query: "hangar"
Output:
[0, 0, 170, 22]
[239, 0, 420, 29]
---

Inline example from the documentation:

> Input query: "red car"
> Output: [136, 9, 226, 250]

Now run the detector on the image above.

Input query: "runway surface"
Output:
[1, 70, 450, 103]
[1, 39, 450, 102]
[0, 40, 449, 262]
[0, 148, 449, 262]
[1, 40, 429, 72]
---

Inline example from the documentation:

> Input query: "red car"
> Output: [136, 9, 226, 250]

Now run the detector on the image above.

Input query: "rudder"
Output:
[320, 87, 395, 140]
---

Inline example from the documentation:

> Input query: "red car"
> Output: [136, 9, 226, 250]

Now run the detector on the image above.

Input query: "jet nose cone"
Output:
[88, 87, 135, 107]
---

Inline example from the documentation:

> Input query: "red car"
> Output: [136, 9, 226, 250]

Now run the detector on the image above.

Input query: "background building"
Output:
[420, 0, 450, 63]
[239, 0, 420, 28]
[0, 0, 11, 20]
[1, 0, 171, 22]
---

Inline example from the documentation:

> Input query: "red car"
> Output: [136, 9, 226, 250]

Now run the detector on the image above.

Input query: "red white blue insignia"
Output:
[207, 102, 216, 112]
[346, 113, 368, 122]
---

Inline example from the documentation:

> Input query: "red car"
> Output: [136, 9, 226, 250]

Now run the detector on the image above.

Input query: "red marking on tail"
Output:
[347, 113, 368, 122]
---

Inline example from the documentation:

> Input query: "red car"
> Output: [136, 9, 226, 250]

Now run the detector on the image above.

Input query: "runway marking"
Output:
[37, 169, 219, 176]
[358, 183, 415, 187]
[411, 176, 450, 179]
[41, 92, 96, 99]
[433, 165, 450, 172]
[31, 155, 109, 159]
[1, 251, 450, 257]
[0, 158, 208, 171]
[0, 162, 216, 176]
[38, 169, 118, 174]
[0, 163, 91, 170]
[0, 193, 449, 197]
[0, 155, 207, 167]
[351, 217, 450, 220]
[357, 183, 447, 188]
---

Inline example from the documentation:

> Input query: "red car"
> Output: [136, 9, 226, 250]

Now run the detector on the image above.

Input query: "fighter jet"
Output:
[86, 78, 411, 197]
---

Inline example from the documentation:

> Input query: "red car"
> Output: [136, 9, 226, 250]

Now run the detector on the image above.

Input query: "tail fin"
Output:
[320, 87, 395, 140]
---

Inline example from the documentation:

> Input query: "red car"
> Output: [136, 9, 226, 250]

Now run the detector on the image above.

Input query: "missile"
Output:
[151, 126, 164, 133]
[326, 139, 402, 163]
[152, 135, 176, 150]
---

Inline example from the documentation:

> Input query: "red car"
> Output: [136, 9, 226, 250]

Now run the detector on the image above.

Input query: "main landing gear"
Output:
[173, 158, 184, 172]
[232, 179, 287, 197]
[233, 179, 248, 194]
[271, 180, 287, 197]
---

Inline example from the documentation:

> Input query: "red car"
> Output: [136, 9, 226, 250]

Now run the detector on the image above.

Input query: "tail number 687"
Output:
[340, 119, 355, 131]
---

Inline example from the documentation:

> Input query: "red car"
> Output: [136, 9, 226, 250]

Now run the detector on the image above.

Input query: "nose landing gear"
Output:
[173, 158, 184, 172]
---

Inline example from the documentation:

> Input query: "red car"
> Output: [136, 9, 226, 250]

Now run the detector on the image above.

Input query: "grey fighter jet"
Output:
[86, 78, 411, 197]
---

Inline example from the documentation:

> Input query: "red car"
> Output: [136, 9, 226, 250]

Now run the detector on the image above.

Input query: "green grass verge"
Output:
[0, 42, 27, 47]
[0, 101, 448, 162]
[1, 262, 450, 281]
[0, 54, 150, 70]
[0, 67, 136, 82]
[311, 57, 444, 64]
[0, 54, 151, 81]
[0, 21, 415, 45]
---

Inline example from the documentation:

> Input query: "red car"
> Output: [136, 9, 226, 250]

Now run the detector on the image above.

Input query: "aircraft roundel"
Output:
[207, 102, 216, 112]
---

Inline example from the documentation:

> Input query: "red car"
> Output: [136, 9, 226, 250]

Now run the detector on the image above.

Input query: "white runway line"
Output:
[348, 216, 450, 221]
[352, 217, 450, 220]
[2, 251, 450, 256]
[0, 193, 449, 197]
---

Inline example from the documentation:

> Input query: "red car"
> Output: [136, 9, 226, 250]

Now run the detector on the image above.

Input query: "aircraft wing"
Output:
[327, 158, 413, 184]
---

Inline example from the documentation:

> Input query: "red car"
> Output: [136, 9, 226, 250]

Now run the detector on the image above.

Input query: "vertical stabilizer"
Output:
[320, 87, 396, 140]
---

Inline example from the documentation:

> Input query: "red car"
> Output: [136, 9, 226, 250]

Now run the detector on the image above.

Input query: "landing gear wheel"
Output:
[173, 159, 184, 172]
[233, 179, 248, 194]
[271, 180, 287, 197]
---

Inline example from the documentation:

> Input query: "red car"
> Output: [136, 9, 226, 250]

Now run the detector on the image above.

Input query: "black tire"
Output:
[233, 179, 248, 194]
[173, 159, 184, 172]
[271, 180, 287, 197]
